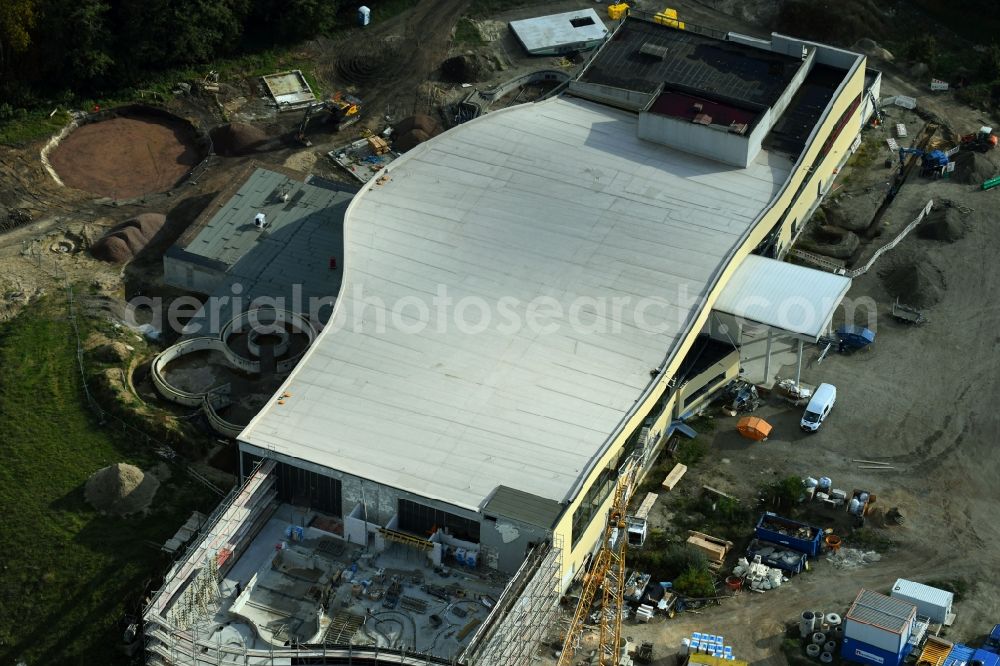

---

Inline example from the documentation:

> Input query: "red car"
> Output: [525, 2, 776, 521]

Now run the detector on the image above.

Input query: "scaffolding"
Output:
[460, 536, 564, 666]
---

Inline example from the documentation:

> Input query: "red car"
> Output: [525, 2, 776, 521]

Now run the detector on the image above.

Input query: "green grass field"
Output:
[0, 294, 214, 665]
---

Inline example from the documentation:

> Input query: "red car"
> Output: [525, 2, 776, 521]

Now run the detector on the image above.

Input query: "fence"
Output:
[790, 199, 934, 279]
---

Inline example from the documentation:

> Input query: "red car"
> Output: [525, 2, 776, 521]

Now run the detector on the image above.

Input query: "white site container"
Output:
[890, 579, 953, 624]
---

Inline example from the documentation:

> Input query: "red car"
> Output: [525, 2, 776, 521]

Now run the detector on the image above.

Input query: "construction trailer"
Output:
[842, 588, 917, 666]
[890, 579, 954, 625]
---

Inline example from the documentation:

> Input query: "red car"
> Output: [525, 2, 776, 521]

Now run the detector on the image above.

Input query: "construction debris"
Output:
[827, 547, 882, 569]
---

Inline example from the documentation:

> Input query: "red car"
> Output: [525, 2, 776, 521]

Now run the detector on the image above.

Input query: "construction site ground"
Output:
[0, 0, 999, 663]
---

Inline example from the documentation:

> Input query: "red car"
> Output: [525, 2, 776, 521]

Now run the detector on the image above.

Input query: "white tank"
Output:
[849, 498, 861, 515]
[681, 639, 690, 655]
[357, 6, 371, 26]
[859, 492, 870, 504]
[818, 476, 832, 491]
[804, 477, 818, 488]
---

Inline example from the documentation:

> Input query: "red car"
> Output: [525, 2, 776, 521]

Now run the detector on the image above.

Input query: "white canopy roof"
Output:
[713, 254, 851, 340]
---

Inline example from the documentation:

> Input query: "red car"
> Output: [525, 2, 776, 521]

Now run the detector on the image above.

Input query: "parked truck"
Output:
[755, 512, 824, 557]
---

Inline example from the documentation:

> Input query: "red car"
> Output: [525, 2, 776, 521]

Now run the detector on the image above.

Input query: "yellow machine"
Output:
[296, 91, 363, 146]
[558, 455, 642, 666]
[607, 3, 629, 20]
[653, 7, 685, 29]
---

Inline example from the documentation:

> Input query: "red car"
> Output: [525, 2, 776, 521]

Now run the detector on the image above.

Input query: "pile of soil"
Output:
[951, 151, 997, 185]
[84, 463, 160, 516]
[880, 260, 946, 307]
[210, 122, 268, 156]
[91, 213, 166, 263]
[393, 114, 443, 153]
[799, 226, 860, 260]
[917, 207, 966, 243]
[441, 53, 495, 83]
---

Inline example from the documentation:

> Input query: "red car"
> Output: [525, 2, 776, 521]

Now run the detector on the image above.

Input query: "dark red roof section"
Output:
[649, 89, 758, 128]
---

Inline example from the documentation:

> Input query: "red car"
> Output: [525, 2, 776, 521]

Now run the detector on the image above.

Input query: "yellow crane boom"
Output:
[558, 455, 641, 666]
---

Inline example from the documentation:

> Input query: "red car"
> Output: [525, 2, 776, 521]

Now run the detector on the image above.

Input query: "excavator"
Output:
[296, 92, 363, 146]
[960, 126, 997, 152]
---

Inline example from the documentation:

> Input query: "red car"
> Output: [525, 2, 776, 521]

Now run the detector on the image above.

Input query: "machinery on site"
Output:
[897, 147, 950, 177]
[296, 92, 363, 146]
[960, 126, 997, 152]
[559, 453, 643, 666]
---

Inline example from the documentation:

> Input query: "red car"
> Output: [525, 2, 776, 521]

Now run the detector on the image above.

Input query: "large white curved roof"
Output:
[240, 95, 792, 511]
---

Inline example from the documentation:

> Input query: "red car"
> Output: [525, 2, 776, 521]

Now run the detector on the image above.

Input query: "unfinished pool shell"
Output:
[47, 105, 210, 199]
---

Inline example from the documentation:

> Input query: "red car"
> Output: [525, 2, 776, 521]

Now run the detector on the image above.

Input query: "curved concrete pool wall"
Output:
[151, 309, 317, 437]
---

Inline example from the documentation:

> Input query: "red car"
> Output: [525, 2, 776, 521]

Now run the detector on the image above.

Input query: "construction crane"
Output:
[559, 453, 643, 666]
[296, 91, 363, 146]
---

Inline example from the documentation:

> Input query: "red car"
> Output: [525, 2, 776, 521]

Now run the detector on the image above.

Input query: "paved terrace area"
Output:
[240, 95, 793, 512]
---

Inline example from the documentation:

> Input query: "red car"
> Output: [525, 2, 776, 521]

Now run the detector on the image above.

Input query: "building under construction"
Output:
[144, 12, 881, 665]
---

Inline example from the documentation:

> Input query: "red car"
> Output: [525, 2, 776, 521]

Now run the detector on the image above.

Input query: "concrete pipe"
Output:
[800, 611, 816, 637]
[820, 651, 834, 663]
[825, 613, 842, 626]
[806, 643, 822, 658]
[812, 632, 826, 645]
[824, 641, 837, 653]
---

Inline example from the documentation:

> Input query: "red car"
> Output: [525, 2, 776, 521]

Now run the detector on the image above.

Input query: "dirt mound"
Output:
[84, 463, 160, 516]
[799, 227, 860, 260]
[441, 53, 495, 83]
[91, 213, 166, 263]
[210, 122, 268, 156]
[395, 129, 431, 152]
[951, 151, 997, 185]
[880, 260, 946, 307]
[395, 114, 440, 136]
[917, 207, 966, 242]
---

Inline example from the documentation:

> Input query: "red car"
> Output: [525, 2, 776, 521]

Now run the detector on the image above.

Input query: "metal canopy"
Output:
[713, 254, 851, 341]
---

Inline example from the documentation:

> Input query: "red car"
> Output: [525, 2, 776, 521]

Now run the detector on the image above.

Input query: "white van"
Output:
[800, 383, 836, 432]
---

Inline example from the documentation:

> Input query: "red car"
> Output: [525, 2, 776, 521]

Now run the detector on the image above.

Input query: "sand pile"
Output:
[917, 207, 966, 242]
[211, 122, 268, 156]
[91, 213, 166, 263]
[880, 260, 946, 307]
[393, 115, 442, 153]
[84, 463, 160, 516]
[951, 151, 997, 185]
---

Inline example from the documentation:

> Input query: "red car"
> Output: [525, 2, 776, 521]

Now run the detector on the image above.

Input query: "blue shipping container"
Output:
[842, 637, 907, 666]
[755, 512, 823, 556]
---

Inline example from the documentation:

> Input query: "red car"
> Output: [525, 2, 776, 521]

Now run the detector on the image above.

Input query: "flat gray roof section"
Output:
[847, 588, 915, 635]
[240, 96, 792, 512]
[483, 486, 563, 529]
[579, 16, 801, 106]
[175, 168, 355, 334]
[509, 9, 609, 54]
[713, 254, 851, 340]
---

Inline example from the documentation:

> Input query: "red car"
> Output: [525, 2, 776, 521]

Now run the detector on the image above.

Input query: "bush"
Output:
[760, 476, 804, 510]
[672, 564, 715, 598]
[675, 437, 708, 465]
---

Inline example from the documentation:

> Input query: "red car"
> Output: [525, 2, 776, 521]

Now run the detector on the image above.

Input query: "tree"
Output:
[977, 44, 1000, 82]
[0, 0, 37, 69]
[672, 565, 715, 599]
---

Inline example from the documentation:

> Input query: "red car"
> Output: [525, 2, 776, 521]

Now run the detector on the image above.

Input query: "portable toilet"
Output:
[358, 5, 371, 26]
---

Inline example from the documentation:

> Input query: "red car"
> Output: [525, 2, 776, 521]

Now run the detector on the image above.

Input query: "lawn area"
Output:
[0, 293, 215, 665]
